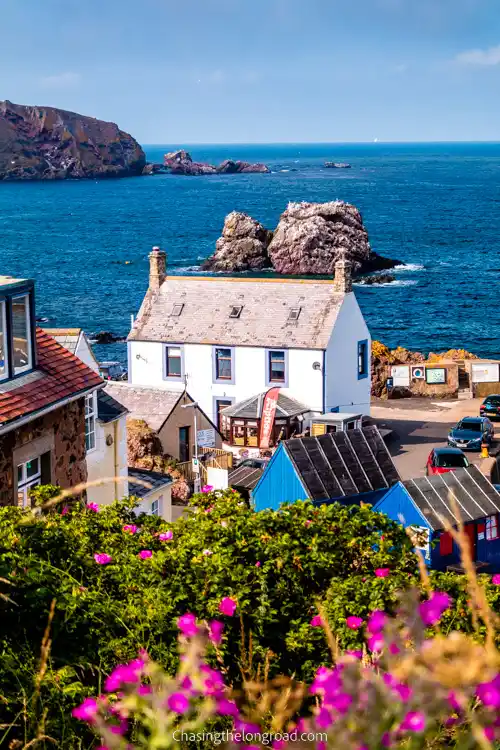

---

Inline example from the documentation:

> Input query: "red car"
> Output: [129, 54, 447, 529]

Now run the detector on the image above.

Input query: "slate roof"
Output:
[43, 328, 82, 355]
[229, 465, 264, 491]
[403, 466, 500, 531]
[0, 328, 103, 429]
[97, 389, 128, 423]
[104, 382, 184, 431]
[283, 426, 401, 501]
[128, 276, 346, 350]
[222, 391, 310, 419]
[128, 467, 173, 499]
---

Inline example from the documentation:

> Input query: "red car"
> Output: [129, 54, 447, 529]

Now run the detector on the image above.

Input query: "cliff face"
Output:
[203, 201, 400, 275]
[0, 100, 146, 180]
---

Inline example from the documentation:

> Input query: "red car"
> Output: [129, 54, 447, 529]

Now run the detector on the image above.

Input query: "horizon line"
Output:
[143, 140, 500, 146]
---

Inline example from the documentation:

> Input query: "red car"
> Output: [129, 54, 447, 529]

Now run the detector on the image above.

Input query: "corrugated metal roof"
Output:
[403, 466, 500, 531]
[128, 276, 345, 350]
[222, 391, 309, 419]
[228, 465, 264, 490]
[128, 467, 173, 498]
[104, 382, 183, 431]
[283, 426, 400, 501]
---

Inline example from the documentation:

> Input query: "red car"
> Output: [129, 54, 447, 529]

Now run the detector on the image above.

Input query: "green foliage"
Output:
[0, 486, 479, 747]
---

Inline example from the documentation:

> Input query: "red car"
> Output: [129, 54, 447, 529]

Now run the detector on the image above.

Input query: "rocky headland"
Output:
[163, 149, 269, 176]
[202, 201, 401, 274]
[0, 100, 146, 180]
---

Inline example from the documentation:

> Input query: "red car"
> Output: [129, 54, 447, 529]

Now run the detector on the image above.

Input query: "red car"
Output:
[426, 447, 469, 476]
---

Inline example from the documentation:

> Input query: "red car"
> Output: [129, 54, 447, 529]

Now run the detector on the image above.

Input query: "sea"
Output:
[1, 142, 499, 365]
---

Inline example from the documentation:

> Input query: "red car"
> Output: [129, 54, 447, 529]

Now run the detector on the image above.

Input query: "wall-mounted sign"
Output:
[390, 365, 410, 387]
[197, 428, 216, 448]
[425, 367, 446, 385]
[471, 363, 500, 383]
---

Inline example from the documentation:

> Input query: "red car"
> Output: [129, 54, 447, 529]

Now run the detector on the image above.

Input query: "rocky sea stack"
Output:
[203, 200, 401, 274]
[163, 149, 269, 176]
[0, 100, 146, 180]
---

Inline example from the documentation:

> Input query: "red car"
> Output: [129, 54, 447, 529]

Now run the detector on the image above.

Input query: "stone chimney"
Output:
[148, 246, 166, 292]
[333, 256, 352, 294]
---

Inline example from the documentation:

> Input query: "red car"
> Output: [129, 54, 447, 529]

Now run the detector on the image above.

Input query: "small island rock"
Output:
[216, 159, 269, 174]
[0, 100, 145, 180]
[163, 150, 269, 176]
[202, 212, 273, 272]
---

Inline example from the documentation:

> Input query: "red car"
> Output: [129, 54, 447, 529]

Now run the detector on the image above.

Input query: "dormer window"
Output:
[12, 295, 32, 374]
[229, 305, 243, 319]
[171, 303, 184, 317]
[288, 307, 301, 321]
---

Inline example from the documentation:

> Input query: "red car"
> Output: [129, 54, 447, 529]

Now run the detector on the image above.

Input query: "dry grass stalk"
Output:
[34, 599, 56, 698]
[32, 474, 154, 514]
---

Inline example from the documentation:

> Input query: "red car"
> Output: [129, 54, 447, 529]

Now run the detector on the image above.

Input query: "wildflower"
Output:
[216, 698, 239, 716]
[381, 733, 392, 747]
[484, 726, 495, 741]
[327, 692, 352, 714]
[137, 685, 152, 696]
[61, 505, 69, 516]
[375, 568, 390, 577]
[86, 502, 99, 512]
[310, 615, 323, 627]
[448, 691, 462, 712]
[477, 677, 500, 708]
[159, 530, 173, 541]
[419, 591, 452, 626]
[167, 692, 190, 714]
[177, 613, 199, 638]
[492, 574, 500, 585]
[138, 550, 152, 560]
[255, 561, 261, 567]
[201, 485, 214, 493]
[72, 697, 99, 721]
[201, 666, 225, 697]
[346, 615, 363, 630]
[400, 711, 426, 733]
[388, 642, 400, 655]
[123, 524, 137, 534]
[367, 610, 386, 634]
[346, 649, 363, 659]
[304, 520, 312, 527]
[110, 722, 127, 735]
[105, 659, 144, 692]
[367, 633, 385, 652]
[315, 707, 334, 729]
[203, 549, 213, 556]
[208, 620, 224, 644]
[219, 596, 237, 616]
[94, 553, 112, 565]
[205, 506, 214, 513]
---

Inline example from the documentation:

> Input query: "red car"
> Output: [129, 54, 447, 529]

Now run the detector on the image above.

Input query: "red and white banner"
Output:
[259, 387, 281, 449]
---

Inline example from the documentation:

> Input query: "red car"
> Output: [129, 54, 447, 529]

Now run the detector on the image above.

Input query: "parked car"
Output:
[98, 361, 127, 381]
[426, 447, 469, 476]
[480, 394, 500, 420]
[237, 458, 270, 469]
[448, 417, 494, 451]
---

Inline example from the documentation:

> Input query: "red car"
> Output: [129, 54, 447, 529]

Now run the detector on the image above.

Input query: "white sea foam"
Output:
[394, 263, 425, 272]
[354, 279, 417, 288]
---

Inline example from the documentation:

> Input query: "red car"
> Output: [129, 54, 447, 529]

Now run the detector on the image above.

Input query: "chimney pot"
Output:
[149, 246, 167, 292]
[333, 256, 353, 294]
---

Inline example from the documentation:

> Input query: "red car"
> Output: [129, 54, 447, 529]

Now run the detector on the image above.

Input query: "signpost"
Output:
[197, 428, 216, 448]
[259, 387, 281, 449]
[192, 457, 200, 474]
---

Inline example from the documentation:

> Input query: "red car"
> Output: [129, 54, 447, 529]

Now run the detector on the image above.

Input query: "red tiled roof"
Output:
[0, 328, 103, 428]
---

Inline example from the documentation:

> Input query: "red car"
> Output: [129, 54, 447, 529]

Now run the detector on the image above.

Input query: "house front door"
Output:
[179, 426, 190, 463]
[464, 523, 476, 561]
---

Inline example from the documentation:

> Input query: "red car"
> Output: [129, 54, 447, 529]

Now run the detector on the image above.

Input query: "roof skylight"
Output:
[171, 303, 184, 317]
[288, 307, 301, 321]
[229, 305, 243, 318]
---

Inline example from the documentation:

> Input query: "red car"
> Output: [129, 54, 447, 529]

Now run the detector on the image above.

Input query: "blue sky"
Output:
[2, 0, 500, 143]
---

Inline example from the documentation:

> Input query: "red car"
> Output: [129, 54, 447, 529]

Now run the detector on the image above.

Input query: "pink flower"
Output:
[159, 530, 173, 541]
[477, 677, 500, 708]
[216, 698, 239, 716]
[138, 550, 152, 560]
[310, 615, 323, 627]
[255, 561, 261, 567]
[368, 633, 385, 652]
[346, 649, 363, 659]
[419, 591, 452, 626]
[346, 615, 363, 630]
[123, 524, 137, 534]
[61, 505, 69, 516]
[219, 596, 237, 616]
[375, 568, 390, 578]
[316, 707, 334, 729]
[201, 485, 214, 493]
[484, 727, 495, 741]
[72, 697, 99, 722]
[389, 642, 401, 655]
[304, 520, 312, 527]
[177, 613, 199, 638]
[167, 692, 190, 714]
[105, 659, 144, 692]
[208, 620, 224, 644]
[448, 690, 462, 712]
[400, 711, 426, 733]
[492, 574, 500, 585]
[203, 549, 213, 556]
[94, 553, 112, 565]
[86, 502, 99, 512]
[367, 610, 386, 634]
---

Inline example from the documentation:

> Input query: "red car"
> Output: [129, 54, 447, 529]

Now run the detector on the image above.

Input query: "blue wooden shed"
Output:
[251, 425, 401, 511]
[372, 466, 500, 571]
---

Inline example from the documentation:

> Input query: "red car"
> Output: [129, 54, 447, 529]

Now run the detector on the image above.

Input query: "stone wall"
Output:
[0, 398, 87, 506]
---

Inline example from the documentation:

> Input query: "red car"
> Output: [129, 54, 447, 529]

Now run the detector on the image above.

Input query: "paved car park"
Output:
[370, 397, 497, 480]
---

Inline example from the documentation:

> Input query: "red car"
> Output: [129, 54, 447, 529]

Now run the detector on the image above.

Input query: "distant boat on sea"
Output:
[324, 162, 351, 169]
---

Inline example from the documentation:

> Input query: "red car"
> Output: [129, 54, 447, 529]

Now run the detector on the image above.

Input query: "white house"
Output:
[48, 328, 130, 505]
[127, 247, 371, 429]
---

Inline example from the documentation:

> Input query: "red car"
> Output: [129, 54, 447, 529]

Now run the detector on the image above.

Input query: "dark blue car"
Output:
[448, 416, 494, 451]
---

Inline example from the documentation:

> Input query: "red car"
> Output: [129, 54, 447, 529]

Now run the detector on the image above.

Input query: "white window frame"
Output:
[12, 293, 32, 376]
[151, 495, 162, 516]
[486, 515, 498, 541]
[17, 456, 42, 507]
[85, 393, 97, 453]
[0, 299, 8, 381]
